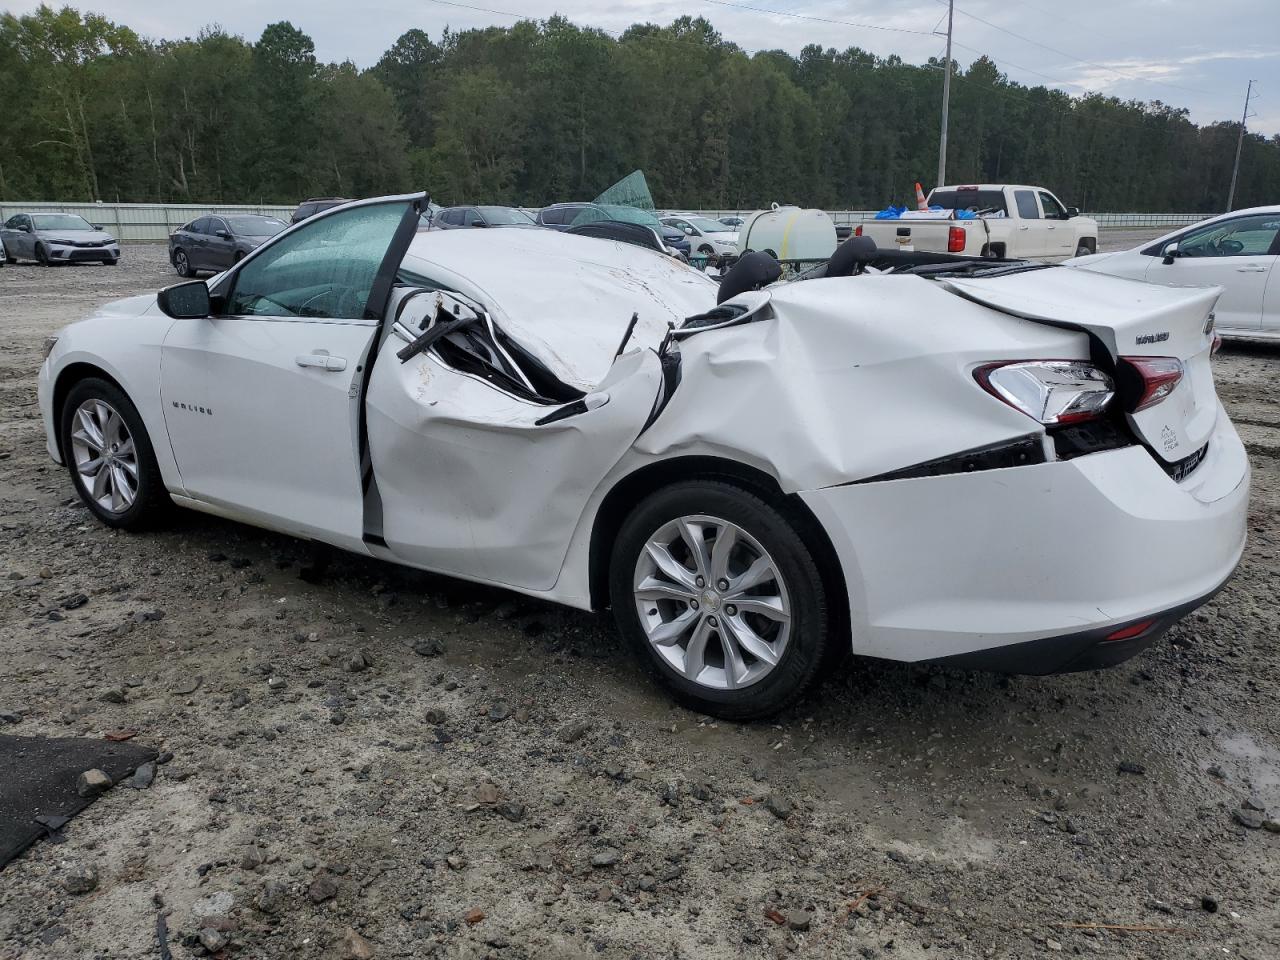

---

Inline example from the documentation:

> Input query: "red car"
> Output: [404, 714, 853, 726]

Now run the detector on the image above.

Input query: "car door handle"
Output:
[295, 353, 347, 371]
[1018, 225, 1029, 230]
[1236, 265, 1268, 272]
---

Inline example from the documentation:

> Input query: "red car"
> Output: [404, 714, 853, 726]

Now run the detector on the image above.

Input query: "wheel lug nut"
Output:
[707, 616, 718, 627]
[725, 605, 736, 616]
[717, 579, 729, 590]
[689, 599, 698, 609]
[695, 576, 705, 588]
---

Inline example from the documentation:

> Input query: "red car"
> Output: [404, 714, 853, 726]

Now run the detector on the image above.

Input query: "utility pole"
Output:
[936, 0, 954, 189]
[1226, 80, 1255, 212]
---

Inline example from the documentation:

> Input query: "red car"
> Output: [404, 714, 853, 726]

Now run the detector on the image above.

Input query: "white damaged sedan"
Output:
[38, 194, 1248, 719]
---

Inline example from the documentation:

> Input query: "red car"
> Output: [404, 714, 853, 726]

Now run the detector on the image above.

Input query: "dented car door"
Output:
[365, 287, 666, 591]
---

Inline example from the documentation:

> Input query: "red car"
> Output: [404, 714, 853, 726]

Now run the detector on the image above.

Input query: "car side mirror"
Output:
[92, 223, 103, 230]
[1065, 206, 1079, 218]
[19, 224, 31, 233]
[216, 230, 232, 240]
[157, 279, 211, 319]
[470, 220, 487, 228]
[1161, 242, 1180, 266]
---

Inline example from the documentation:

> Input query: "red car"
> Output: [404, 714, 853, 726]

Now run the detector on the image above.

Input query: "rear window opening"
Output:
[928, 189, 1008, 216]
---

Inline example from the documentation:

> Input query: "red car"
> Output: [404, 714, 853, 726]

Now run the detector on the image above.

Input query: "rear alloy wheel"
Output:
[174, 249, 192, 277]
[60, 378, 168, 529]
[610, 480, 832, 720]
[1074, 242, 1094, 258]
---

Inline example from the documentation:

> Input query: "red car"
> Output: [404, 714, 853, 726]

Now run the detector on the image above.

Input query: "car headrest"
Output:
[826, 235, 878, 276]
[717, 251, 782, 304]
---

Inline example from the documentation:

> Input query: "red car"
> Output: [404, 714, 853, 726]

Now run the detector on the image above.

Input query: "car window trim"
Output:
[211, 193, 428, 325]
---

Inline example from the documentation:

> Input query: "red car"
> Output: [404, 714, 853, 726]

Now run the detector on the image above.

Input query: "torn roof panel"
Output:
[401, 229, 718, 391]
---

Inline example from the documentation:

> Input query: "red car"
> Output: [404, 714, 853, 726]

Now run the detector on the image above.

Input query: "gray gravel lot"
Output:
[0, 241, 1277, 960]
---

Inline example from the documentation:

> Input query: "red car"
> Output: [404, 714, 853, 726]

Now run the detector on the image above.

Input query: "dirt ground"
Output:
[0, 239, 1277, 960]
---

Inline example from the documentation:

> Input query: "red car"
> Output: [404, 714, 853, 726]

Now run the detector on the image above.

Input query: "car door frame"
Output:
[8, 215, 35, 259]
[206, 216, 235, 271]
[1010, 189, 1045, 257]
[1150, 212, 1280, 334]
[163, 192, 430, 549]
[1037, 190, 1074, 258]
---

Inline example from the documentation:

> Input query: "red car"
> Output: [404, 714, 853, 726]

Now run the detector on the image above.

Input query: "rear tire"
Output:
[609, 480, 832, 720]
[60, 378, 169, 530]
[1074, 240, 1095, 257]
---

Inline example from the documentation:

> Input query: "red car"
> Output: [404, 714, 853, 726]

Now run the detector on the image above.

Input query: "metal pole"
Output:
[937, 0, 954, 189]
[1226, 80, 1254, 212]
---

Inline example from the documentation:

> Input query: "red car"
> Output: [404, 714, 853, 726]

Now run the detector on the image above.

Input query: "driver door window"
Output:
[1038, 192, 1068, 220]
[227, 202, 407, 320]
[1179, 214, 1280, 258]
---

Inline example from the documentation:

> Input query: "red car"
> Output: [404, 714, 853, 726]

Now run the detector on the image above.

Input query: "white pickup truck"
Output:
[858, 184, 1099, 261]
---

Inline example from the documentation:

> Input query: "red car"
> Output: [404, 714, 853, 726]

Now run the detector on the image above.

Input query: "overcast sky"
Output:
[16, 0, 1280, 133]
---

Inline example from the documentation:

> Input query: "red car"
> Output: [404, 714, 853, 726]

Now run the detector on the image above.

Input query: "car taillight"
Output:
[853, 224, 862, 237]
[947, 226, 965, 253]
[1120, 356, 1183, 411]
[975, 360, 1115, 425]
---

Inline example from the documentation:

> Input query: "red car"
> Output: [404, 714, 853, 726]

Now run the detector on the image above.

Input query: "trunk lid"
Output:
[941, 267, 1222, 465]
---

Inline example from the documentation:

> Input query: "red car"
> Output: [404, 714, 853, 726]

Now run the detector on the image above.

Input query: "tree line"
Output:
[2, 4, 1277, 212]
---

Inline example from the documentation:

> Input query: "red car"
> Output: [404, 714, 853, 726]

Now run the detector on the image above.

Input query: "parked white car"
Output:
[1067, 206, 1280, 340]
[37, 195, 1247, 718]
[660, 214, 739, 257]
[858, 185, 1099, 261]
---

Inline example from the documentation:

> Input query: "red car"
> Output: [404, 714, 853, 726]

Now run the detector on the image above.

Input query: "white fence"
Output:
[0, 200, 1209, 241]
[0, 201, 294, 242]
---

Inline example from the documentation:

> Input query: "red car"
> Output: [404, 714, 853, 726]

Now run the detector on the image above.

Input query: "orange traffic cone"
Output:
[914, 182, 929, 211]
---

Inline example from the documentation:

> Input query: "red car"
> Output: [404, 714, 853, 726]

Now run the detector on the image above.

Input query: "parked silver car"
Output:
[0, 212, 120, 265]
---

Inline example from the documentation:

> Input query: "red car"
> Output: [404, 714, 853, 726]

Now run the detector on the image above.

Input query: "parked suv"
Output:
[291, 198, 349, 224]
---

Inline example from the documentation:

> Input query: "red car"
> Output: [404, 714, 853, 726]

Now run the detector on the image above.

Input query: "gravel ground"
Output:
[0, 242, 1277, 960]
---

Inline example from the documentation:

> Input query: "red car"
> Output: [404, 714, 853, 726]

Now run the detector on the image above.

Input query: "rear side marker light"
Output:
[1121, 356, 1183, 411]
[854, 224, 863, 237]
[1104, 619, 1155, 642]
[1211, 333, 1222, 355]
[975, 360, 1115, 426]
[947, 225, 966, 253]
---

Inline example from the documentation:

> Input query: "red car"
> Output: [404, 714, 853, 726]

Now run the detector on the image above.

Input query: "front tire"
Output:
[60, 378, 168, 530]
[35, 243, 50, 266]
[173, 249, 192, 277]
[609, 480, 832, 720]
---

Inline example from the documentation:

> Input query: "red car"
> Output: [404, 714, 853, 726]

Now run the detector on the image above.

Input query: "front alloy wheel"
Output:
[60, 378, 168, 529]
[174, 249, 192, 277]
[611, 480, 833, 720]
[70, 397, 139, 514]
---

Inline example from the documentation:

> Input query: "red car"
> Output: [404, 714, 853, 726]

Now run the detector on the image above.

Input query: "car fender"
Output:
[41, 299, 182, 490]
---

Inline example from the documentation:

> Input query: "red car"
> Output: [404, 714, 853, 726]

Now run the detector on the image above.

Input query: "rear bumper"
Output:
[921, 573, 1232, 674]
[799, 403, 1249, 670]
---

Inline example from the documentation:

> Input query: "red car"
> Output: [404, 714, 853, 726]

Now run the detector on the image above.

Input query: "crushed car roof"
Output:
[401, 228, 718, 391]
